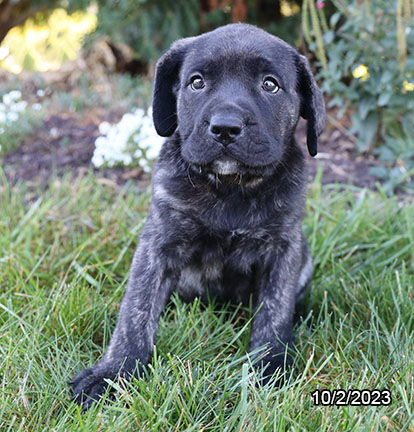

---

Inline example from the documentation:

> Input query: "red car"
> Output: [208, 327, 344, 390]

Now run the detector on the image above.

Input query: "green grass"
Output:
[1, 170, 413, 431]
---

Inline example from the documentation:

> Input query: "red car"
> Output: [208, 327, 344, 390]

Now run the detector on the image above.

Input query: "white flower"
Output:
[36, 89, 46, 97]
[3, 90, 22, 105]
[134, 108, 145, 118]
[9, 90, 22, 101]
[91, 106, 164, 169]
[12, 101, 27, 112]
[32, 103, 42, 111]
[7, 112, 18, 122]
[123, 154, 132, 165]
[0, 91, 30, 125]
[98, 121, 111, 135]
[91, 153, 104, 167]
[146, 136, 164, 159]
[139, 158, 149, 168]
[94, 136, 107, 149]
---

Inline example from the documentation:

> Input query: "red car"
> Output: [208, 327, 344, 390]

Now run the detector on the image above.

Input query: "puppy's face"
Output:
[177, 33, 300, 177]
[153, 24, 326, 184]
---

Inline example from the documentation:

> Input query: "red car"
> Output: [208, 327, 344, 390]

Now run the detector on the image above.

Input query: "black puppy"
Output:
[72, 23, 326, 409]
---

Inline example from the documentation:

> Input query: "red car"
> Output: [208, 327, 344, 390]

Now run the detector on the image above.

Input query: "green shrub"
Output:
[303, 0, 414, 189]
[91, 1, 304, 62]
[91, 0, 200, 62]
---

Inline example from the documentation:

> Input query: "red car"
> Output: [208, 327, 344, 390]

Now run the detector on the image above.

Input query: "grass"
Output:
[0, 170, 413, 431]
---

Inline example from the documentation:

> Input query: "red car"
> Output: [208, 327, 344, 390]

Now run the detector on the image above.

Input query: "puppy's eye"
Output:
[262, 77, 279, 93]
[190, 76, 205, 90]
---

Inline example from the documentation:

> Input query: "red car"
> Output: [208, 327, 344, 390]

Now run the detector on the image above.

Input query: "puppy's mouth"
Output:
[210, 156, 240, 175]
[199, 156, 270, 187]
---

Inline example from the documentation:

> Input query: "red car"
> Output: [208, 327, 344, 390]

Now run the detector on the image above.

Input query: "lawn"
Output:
[0, 171, 413, 431]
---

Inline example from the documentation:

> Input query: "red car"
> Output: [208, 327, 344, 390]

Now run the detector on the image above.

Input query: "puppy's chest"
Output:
[176, 229, 270, 303]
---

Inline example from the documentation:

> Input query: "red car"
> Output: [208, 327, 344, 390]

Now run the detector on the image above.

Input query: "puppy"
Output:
[72, 23, 326, 409]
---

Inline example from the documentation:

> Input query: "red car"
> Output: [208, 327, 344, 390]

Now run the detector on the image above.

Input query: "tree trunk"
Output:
[232, 0, 248, 22]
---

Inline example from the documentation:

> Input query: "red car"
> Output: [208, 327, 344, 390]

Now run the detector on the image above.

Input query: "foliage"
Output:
[246, 0, 303, 46]
[92, 0, 200, 62]
[0, 174, 413, 430]
[0, 0, 92, 45]
[0, 8, 97, 73]
[303, 0, 414, 189]
[91, 0, 304, 61]
[1, 1, 304, 70]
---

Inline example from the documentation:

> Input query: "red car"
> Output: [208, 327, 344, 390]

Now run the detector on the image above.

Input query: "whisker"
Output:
[187, 165, 196, 187]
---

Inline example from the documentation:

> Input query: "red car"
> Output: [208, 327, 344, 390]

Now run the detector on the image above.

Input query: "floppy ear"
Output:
[296, 54, 326, 157]
[152, 38, 193, 137]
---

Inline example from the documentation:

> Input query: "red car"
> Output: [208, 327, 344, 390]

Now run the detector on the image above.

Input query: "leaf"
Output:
[355, 111, 379, 152]
[377, 92, 392, 107]
[402, 115, 414, 139]
[380, 70, 393, 84]
[358, 97, 374, 120]
[330, 12, 341, 28]
[369, 165, 388, 179]
[323, 30, 335, 44]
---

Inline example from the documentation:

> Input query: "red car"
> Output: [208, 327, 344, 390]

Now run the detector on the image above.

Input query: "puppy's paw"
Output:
[70, 366, 114, 410]
[256, 354, 294, 387]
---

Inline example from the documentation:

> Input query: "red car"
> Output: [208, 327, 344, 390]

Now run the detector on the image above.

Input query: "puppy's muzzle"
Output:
[211, 156, 240, 175]
[209, 114, 244, 146]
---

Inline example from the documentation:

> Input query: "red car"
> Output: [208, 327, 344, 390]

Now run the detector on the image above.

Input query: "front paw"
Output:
[70, 365, 115, 410]
[257, 352, 294, 386]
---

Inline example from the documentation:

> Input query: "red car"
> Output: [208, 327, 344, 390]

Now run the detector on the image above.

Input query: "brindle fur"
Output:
[71, 23, 326, 409]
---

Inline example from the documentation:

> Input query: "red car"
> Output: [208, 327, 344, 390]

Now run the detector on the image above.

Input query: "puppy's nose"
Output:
[209, 115, 243, 145]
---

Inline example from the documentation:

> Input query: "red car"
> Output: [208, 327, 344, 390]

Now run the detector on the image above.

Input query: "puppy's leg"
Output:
[250, 242, 303, 384]
[71, 233, 177, 410]
[294, 237, 313, 323]
[296, 235, 313, 303]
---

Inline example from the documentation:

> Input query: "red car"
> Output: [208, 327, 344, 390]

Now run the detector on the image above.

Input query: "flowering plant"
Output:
[0, 90, 42, 154]
[92, 107, 164, 171]
[303, 0, 414, 189]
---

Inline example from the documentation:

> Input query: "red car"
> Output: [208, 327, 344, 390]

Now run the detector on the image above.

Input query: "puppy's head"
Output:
[153, 24, 326, 184]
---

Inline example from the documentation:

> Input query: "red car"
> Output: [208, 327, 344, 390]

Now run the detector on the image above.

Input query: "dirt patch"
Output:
[2, 111, 150, 188]
[298, 118, 382, 188]
[4, 114, 97, 183]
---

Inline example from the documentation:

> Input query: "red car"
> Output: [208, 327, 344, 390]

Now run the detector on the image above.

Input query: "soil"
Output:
[2, 109, 382, 190]
[3, 111, 150, 189]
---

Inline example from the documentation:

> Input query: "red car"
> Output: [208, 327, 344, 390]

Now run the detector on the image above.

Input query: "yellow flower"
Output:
[352, 64, 370, 82]
[280, 0, 300, 16]
[403, 80, 414, 92]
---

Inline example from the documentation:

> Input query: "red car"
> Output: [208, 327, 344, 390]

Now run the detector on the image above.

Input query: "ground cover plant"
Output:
[0, 89, 44, 155]
[1, 170, 413, 431]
